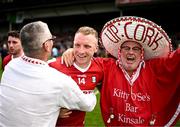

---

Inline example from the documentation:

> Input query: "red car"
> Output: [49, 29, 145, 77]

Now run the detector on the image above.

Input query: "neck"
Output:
[34, 55, 48, 62]
[74, 61, 91, 69]
[26, 52, 49, 62]
[127, 71, 133, 77]
[12, 51, 24, 58]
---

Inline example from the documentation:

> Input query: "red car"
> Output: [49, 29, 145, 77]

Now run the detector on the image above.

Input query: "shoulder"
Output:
[47, 66, 73, 81]
[2, 54, 12, 68]
[93, 57, 116, 65]
[3, 54, 11, 62]
[48, 57, 61, 64]
[93, 57, 115, 62]
[48, 57, 69, 73]
[48, 57, 61, 67]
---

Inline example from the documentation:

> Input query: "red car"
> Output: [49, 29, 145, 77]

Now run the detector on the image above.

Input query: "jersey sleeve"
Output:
[58, 75, 97, 112]
[148, 48, 180, 125]
[2, 55, 11, 70]
[149, 48, 180, 86]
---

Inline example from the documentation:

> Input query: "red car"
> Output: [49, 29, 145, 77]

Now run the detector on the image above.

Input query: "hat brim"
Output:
[100, 16, 172, 60]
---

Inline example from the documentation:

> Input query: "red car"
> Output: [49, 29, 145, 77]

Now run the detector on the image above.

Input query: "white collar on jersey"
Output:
[73, 61, 92, 73]
[118, 60, 145, 86]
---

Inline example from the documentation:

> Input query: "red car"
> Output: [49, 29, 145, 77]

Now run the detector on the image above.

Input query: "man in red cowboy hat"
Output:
[61, 16, 180, 126]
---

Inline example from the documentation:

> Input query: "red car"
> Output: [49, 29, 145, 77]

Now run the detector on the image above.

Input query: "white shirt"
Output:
[0, 56, 96, 127]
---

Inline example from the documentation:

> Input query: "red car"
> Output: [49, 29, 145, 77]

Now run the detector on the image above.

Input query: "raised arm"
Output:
[150, 48, 180, 79]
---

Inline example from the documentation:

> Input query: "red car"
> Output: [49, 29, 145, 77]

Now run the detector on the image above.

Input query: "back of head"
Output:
[20, 21, 53, 57]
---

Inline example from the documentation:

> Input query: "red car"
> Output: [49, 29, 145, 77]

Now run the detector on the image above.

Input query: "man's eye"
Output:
[133, 47, 141, 51]
[8, 41, 18, 44]
[124, 47, 130, 50]
[84, 45, 91, 48]
[121, 46, 130, 50]
[74, 44, 80, 48]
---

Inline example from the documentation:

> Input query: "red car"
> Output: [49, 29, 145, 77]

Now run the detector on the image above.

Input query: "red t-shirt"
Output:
[2, 54, 12, 69]
[49, 57, 103, 126]
[100, 49, 180, 126]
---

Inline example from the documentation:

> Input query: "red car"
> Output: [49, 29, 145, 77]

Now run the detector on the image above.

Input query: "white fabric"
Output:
[118, 60, 145, 85]
[0, 56, 96, 127]
[73, 61, 91, 73]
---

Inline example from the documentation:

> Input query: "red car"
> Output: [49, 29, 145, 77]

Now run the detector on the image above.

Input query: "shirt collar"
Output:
[21, 55, 48, 66]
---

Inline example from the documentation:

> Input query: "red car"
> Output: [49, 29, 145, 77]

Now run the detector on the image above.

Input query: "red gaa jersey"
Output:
[2, 54, 12, 69]
[49, 57, 103, 126]
[99, 49, 180, 126]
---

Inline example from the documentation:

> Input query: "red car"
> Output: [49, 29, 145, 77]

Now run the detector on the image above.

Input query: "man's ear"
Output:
[94, 45, 99, 53]
[42, 42, 51, 52]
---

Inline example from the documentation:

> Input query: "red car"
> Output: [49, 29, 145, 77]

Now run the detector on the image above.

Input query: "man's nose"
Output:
[8, 42, 14, 47]
[78, 46, 85, 53]
[128, 48, 134, 53]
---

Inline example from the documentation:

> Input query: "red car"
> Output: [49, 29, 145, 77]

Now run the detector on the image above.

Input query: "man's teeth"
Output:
[127, 57, 134, 60]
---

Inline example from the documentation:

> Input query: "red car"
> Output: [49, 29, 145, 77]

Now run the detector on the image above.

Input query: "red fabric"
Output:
[2, 54, 12, 69]
[100, 49, 180, 126]
[49, 57, 103, 126]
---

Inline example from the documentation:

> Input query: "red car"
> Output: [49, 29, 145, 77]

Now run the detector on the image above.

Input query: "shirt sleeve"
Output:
[58, 75, 97, 112]
[148, 48, 180, 125]
[149, 48, 180, 86]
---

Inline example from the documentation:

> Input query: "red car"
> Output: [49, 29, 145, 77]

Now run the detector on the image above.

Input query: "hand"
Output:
[59, 108, 72, 118]
[61, 48, 74, 67]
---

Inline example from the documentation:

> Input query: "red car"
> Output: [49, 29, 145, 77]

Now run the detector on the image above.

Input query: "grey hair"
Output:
[20, 21, 52, 56]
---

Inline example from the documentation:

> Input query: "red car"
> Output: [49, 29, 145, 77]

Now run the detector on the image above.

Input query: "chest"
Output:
[59, 64, 103, 90]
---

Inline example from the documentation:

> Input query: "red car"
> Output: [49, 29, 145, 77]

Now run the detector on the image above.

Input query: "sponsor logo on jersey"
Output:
[92, 76, 96, 83]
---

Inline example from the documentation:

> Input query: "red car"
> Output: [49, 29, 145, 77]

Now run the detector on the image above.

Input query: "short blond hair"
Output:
[76, 26, 98, 40]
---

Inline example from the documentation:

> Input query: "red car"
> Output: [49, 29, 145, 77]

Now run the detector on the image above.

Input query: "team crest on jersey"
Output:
[92, 76, 96, 83]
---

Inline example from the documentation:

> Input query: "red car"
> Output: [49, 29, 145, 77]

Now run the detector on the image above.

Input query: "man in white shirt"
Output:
[0, 21, 96, 127]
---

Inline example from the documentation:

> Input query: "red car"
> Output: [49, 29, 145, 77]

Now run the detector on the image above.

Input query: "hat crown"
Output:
[100, 16, 172, 60]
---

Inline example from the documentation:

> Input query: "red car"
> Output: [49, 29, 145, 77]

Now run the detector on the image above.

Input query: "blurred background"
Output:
[0, 0, 180, 58]
[0, 0, 179, 126]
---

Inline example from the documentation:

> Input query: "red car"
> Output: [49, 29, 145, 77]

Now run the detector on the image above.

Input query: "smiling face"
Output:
[73, 32, 98, 68]
[120, 41, 143, 76]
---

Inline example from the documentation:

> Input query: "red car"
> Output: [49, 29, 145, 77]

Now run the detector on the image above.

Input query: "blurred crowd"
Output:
[1, 30, 180, 60]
